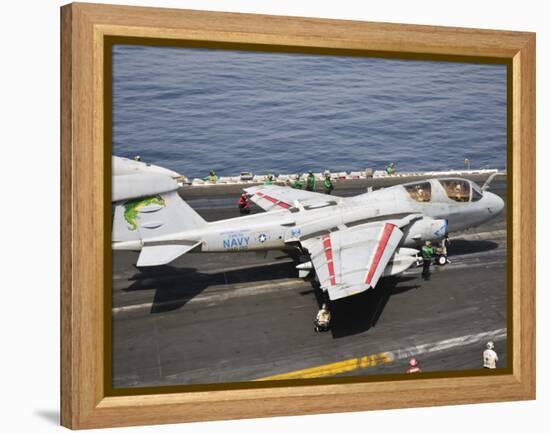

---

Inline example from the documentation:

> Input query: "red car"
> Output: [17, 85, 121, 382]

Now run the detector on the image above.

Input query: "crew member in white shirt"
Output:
[483, 341, 499, 369]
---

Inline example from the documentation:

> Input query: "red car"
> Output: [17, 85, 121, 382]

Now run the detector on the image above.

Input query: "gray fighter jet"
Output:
[112, 176, 504, 303]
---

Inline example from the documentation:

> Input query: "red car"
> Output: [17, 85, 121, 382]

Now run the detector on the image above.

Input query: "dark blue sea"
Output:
[112, 45, 507, 179]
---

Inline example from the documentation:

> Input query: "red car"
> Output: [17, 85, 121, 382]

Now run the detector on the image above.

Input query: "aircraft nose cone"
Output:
[488, 192, 504, 215]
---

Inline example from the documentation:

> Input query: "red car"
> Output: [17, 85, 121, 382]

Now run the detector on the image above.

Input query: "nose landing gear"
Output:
[435, 236, 451, 266]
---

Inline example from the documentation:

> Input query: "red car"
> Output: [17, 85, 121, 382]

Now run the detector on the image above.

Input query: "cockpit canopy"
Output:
[403, 178, 483, 203]
[404, 182, 431, 202]
[440, 179, 470, 202]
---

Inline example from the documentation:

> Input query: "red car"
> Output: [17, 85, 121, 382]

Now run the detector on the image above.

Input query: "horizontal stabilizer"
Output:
[113, 173, 179, 202]
[136, 242, 201, 267]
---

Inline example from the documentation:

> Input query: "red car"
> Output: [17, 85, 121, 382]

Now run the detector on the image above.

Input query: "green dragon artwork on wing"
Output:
[123, 195, 165, 231]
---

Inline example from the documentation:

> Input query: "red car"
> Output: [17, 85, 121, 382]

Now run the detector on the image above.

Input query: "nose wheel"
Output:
[435, 237, 451, 266]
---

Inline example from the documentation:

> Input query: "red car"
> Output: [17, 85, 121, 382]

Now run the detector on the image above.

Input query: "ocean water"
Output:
[112, 45, 507, 179]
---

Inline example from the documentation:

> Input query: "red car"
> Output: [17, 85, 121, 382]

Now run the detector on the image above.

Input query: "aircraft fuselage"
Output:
[122, 178, 504, 254]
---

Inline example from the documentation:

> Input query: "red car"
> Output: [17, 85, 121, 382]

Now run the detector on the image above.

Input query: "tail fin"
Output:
[113, 190, 205, 242]
[112, 190, 206, 266]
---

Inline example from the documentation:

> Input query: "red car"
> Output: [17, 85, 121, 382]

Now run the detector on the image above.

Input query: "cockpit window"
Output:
[404, 181, 431, 202]
[440, 179, 470, 202]
[472, 187, 483, 202]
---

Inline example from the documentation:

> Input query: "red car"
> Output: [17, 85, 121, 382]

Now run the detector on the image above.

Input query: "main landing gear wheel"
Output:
[437, 255, 448, 265]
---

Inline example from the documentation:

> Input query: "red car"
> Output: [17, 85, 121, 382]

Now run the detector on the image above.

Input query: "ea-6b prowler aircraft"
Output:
[112, 175, 504, 303]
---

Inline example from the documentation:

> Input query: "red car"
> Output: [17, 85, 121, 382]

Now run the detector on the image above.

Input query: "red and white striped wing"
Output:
[363, 223, 403, 287]
[302, 222, 403, 300]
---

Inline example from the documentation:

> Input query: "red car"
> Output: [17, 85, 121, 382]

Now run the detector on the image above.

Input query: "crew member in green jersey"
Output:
[323, 173, 334, 195]
[264, 174, 275, 185]
[421, 240, 434, 280]
[293, 175, 303, 189]
[306, 171, 316, 191]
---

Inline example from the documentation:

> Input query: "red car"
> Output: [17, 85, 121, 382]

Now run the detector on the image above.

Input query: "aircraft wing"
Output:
[301, 222, 404, 301]
[244, 184, 337, 212]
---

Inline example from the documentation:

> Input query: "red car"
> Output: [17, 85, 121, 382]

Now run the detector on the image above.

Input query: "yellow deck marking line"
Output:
[255, 329, 507, 381]
[255, 352, 394, 381]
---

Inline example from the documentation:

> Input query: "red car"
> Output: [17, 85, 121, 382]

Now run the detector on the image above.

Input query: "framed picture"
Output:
[61, 3, 535, 429]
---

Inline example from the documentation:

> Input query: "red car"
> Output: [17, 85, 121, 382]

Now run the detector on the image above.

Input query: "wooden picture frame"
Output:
[61, 2, 535, 429]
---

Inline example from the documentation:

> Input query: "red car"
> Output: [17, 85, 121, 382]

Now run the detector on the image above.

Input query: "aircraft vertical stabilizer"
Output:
[112, 189, 206, 245]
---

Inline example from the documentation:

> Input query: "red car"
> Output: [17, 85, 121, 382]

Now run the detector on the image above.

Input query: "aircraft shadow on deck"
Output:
[116, 238, 498, 320]
[123, 261, 298, 314]
[447, 239, 500, 256]
[314, 239, 500, 339]
[314, 276, 421, 339]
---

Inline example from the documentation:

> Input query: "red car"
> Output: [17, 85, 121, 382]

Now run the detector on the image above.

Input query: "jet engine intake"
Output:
[402, 217, 448, 247]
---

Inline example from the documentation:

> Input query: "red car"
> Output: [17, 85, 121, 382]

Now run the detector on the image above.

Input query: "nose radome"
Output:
[488, 192, 504, 214]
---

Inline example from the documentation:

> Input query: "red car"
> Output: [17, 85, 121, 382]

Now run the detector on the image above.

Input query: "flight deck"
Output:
[112, 175, 507, 388]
